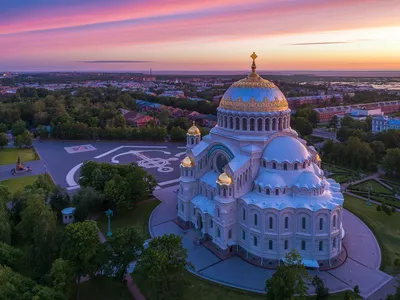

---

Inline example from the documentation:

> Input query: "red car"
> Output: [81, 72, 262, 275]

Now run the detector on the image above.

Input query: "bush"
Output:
[377, 205, 382, 212]
[312, 275, 329, 299]
[391, 206, 396, 213]
[354, 285, 360, 294]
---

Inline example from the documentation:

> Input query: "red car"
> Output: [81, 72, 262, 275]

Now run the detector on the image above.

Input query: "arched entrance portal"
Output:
[196, 213, 203, 230]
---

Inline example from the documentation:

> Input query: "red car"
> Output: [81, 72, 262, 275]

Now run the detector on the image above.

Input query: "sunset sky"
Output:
[1, 0, 400, 72]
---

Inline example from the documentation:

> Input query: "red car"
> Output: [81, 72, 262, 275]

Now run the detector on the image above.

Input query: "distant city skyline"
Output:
[1, 0, 400, 72]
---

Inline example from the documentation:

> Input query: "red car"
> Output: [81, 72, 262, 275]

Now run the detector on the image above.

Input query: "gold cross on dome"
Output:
[250, 52, 258, 62]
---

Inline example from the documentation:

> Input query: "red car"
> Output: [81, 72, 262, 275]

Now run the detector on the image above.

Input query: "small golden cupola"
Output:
[217, 171, 232, 185]
[181, 156, 194, 168]
[187, 121, 200, 136]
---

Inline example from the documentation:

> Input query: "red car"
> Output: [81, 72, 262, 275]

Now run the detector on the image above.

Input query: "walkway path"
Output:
[0, 160, 47, 181]
[341, 172, 380, 189]
[150, 185, 393, 299]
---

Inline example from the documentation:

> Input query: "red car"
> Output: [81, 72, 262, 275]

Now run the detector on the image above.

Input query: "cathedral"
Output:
[177, 53, 344, 267]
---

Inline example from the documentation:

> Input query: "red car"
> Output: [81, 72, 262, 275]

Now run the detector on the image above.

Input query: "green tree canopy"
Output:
[61, 220, 102, 298]
[102, 226, 144, 281]
[265, 249, 309, 300]
[134, 234, 193, 300]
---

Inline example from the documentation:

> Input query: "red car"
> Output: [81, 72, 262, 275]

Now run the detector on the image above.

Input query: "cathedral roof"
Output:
[187, 122, 200, 135]
[263, 136, 311, 163]
[218, 52, 289, 113]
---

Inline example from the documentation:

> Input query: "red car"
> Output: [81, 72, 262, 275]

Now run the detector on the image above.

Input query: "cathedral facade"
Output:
[177, 53, 344, 267]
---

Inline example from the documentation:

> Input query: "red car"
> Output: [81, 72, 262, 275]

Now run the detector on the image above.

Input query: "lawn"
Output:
[97, 200, 160, 239]
[344, 194, 400, 275]
[1, 175, 41, 194]
[352, 179, 392, 194]
[80, 276, 132, 300]
[134, 271, 359, 300]
[0, 147, 38, 165]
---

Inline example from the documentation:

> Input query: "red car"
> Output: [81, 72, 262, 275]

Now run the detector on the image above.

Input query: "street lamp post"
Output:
[106, 209, 113, 237]
[366, 183, 373, 206]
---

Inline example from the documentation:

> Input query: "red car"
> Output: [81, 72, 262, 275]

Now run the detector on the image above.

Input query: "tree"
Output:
[353, 285, 360, 295]
[0, 204, 12, 244]
[0, 123, 8, 133]
[329, 115, 339, 129]
[344, 290, 354, 300]
[158, 109, 171, 126]
[134, 234, 193, 300]
[382, 148, 400, 176]
[61, 221, 102, 299]
[0, 132, 8, 148]
[16, 193, 58, 277]
[0, 265, 66, 300]
[72, 187, 105, 221]
[48, 185, 71, 219]
[102, 226, 144, 281]
[170, 126, 187, 141]
[370, 140, 386, 162]
[293, 117, 313, 137]
[312, 275, 329, 299]
[265, 249, 309, 300]
[0, 242, 25, 270]
[11, 120, 26, 136]
[21, 130, 33, 147]
[49, 258, 76, 299]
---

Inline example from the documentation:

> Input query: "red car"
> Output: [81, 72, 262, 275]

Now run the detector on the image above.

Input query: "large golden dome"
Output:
[219, 52, 289, 113]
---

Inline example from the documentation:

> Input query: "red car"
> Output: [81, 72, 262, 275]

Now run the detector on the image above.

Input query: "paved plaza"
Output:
[33, 140, 186, 190]
[151, 185, 393, 299]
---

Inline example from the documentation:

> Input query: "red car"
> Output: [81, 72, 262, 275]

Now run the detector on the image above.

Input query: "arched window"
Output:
[333, 215, 337, 228]
[217, 208, 220, 217]
[319, 240, 323, 251]
[272, 118, 277, 130]
[217, 228, 221, 238]
[236, 117, 240, 130]
[284, 163, 288, 170]
[181, 203, 184, 212]
[254, 214, 258, 226]
[319, 218, 323, 231]
[278, 117, 282, 130]
[228, 229, 232, 239]
[269, 217, 273, 229]
[229, 116, 233, 129]
[223, 189, 226, 197]
[257, 119, 263, 131]
[266, 188, 270, 195]
[275, 189, 279, 196]
[242, 118, 247, 130]
[258, 186, 262, 193]
[223, 116, 227, 127]
[302, 217, 306, 230]
[303, 161, 307, 168]
[294, 163, 298, 170]
[242, 208, 246, 221]
[301, 240, 306, 250]
[263, 160, 266, 167]
[272, 162, 276, 169]
[250, 118, 255, 131]
[242, 230, 246, 240]
[265, 118, 270, 131]
[269, 240, 273, 250]
[254, 236, 258, 247]
[193, 207, 196, 216]
[284, 216, 289, 229]
[210, 219, 213, 228]
[284, 240, 289, 250]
